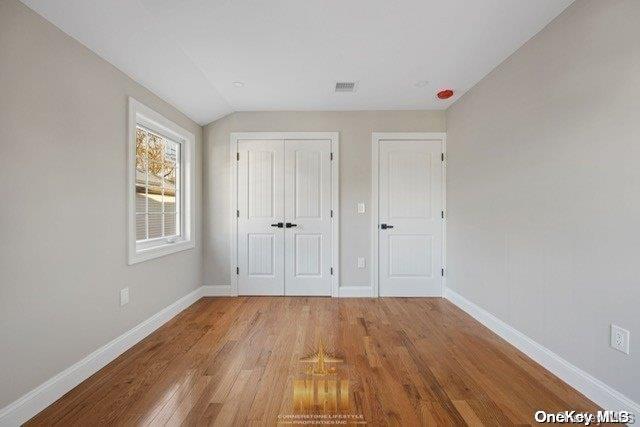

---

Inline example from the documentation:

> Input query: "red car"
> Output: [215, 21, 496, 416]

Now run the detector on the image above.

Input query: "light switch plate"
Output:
[357, 257, 366, 269]
[120, 287, 130, 306]
[357, 203, 365, 214]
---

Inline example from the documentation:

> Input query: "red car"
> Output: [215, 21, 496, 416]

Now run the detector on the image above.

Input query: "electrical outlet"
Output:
[120, 287, 130, 307]
[357, 257, 366, 269]
[357, 203, 365, 214]
[610, 324, 630, 354]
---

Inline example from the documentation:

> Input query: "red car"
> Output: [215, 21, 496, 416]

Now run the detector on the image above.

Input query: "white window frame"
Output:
[127, 97, 195, 265]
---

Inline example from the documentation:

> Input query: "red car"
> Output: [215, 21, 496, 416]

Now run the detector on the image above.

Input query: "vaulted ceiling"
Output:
[21, 0, 573, 125]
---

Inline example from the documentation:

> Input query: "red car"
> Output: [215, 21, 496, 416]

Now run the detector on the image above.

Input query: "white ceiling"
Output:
[21, 0, 573, 125]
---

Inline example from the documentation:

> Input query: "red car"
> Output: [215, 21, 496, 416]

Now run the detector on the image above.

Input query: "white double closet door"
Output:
[237, 139, 332, 296]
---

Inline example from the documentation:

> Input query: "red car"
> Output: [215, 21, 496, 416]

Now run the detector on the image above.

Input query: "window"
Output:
[128, 98, 195, 264]
[135, 126, 180, 241]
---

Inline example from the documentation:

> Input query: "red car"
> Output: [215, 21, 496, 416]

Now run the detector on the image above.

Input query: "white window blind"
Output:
[135, 126, 181, 242]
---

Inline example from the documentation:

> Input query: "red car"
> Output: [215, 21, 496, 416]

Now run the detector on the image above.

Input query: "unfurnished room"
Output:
[0, 0, 638, 425]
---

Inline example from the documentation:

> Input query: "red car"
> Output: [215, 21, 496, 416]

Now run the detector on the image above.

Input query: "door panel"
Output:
[247, 234, 275, 275]
[237, 140, 284, 295]
[388, 151, 432, 219]
[294, 150, 322, 218]
[284, 140, 332, 296]
[388, 235, 433, 277]
[294, 234, 322, 276]
[247, 150, 276, 218]
[379, 140, 442, 296]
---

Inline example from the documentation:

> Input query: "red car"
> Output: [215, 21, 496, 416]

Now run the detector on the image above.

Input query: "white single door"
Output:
[284, 140, 332, 296]
[237, 140, 285, 295]
[378, 140, 443, 296]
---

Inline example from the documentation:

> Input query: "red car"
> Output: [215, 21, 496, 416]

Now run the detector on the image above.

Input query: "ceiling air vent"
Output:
[335, 81, 357, 92]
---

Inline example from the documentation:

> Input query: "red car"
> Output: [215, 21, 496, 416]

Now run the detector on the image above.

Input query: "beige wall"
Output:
[0, 0, 203, 408]
[446, 0, 640, 403]
[203, 111, 445, 289]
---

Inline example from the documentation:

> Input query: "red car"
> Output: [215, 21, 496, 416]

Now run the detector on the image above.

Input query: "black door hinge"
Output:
[441, 210, 444, 219]
[441, 153, 445, 162]
[236, 267, 239, 275]
[330, 209, 333, 218]
[330, 152, 333, 161]
[236, 209, 240, 218]
[237, 152, 240, 161]
[441, 267, 445, 277]
[330, 267, 334, 275]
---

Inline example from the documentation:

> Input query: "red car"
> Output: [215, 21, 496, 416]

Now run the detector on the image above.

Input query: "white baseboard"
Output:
[202, 285, 373, 298]
[0, 286, 204, 427]
[338, 286, 373, 298]
[202, 285, 235, 296]
[444, 287, 640, 414]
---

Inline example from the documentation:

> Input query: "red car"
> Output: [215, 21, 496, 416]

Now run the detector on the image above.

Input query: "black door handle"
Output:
[270, 222, 284, 228]
[380, 223, 394, 229]
[285, 222, 298, 228]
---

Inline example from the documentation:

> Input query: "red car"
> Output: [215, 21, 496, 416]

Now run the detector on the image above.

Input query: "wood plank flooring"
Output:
[27, 297, 598, 425]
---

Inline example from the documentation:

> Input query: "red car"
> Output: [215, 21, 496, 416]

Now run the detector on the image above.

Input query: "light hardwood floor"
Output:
[27, 297, 598, 425]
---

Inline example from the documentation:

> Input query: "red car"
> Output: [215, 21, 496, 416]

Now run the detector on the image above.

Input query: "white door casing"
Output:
[284, 140, 332, 296]
[372, 133, 446, 297]
[231, 133, 339, 297]
[237, 140, 285, 295]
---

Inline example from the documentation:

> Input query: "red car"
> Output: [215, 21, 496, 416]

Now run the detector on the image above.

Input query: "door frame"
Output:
[371, 132, 447, 298]
[230, 132, 340, 297]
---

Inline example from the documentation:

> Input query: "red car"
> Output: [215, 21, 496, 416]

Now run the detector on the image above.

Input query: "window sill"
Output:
[128, 239, 195, 265]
